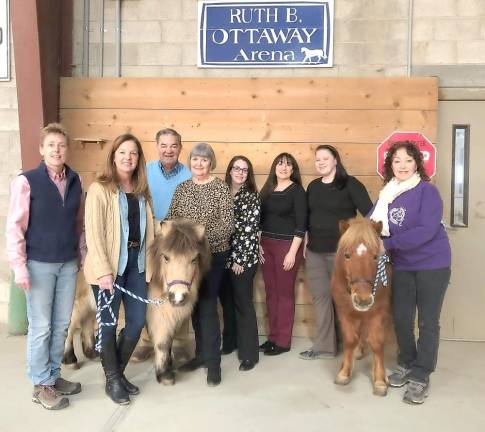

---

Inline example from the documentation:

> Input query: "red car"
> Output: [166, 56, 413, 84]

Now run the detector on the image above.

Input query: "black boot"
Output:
[117, 331, 140, 395]
[101, 335, 130, 405]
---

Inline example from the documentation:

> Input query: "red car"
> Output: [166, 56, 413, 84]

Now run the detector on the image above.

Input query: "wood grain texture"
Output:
[61, 108, 437, 144]
[61, 77, 438, 111]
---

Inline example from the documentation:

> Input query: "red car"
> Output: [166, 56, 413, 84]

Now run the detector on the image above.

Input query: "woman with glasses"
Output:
[219, 156, 260, 371]
[258, 153, 307, 356]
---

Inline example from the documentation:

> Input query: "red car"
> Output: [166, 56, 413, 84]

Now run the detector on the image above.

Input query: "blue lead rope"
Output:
[372, 254, 390, 296]
[95, 282, 168, 352]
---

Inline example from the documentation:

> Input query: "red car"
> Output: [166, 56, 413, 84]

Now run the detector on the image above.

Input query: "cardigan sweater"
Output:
[83, 181, 157, 284]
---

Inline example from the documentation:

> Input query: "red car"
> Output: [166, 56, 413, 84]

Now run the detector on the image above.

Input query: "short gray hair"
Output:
[188, 142, 216, 170]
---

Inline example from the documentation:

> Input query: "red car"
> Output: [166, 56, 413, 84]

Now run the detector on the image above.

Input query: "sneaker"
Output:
[403, 380, 429, 405]
[32, 385, 69, 410]
[54, 377, 82, 395]
[388, 365, 412, 387]
[299, 349, 336, 360]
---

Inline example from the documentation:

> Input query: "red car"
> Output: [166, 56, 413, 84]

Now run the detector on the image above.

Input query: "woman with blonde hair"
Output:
[84, 133, 157, 405]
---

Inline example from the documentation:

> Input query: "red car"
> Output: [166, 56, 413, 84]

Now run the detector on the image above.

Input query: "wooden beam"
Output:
[60, 77, 439, 110]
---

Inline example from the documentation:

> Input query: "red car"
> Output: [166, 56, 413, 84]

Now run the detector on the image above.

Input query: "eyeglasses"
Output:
[231, 166, 249, 174]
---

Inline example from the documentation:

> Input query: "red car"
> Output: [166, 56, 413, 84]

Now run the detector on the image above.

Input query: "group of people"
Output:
[6, 123, 451, 410]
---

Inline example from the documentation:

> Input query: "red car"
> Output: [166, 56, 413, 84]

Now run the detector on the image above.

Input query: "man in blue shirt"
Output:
[147, 128, 192, 220]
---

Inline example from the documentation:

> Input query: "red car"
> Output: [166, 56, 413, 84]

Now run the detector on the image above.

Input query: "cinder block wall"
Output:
[0, 40, 21, 322]
[71, 0, 485, 78]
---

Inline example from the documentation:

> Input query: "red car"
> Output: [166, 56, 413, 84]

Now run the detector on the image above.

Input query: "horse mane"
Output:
[338, 218, 380, 253]
[150, 220, 211, 284]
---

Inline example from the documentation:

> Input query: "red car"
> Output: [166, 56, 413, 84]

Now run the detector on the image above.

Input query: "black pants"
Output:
[392, 267, 450, 383]
[192, 251, 228, 370]
[220, 266, 259, 363]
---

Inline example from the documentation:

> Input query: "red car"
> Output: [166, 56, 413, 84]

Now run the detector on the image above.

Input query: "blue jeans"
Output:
[25, 259, 78, 385]
[91, 247, 147, 340]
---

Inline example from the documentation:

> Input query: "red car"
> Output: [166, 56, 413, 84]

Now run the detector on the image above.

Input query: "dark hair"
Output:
[383, 140, 430, 184]
[155, 128, 181, 146]
[260, 153, 302, 200]
[314, 144, 349, 190]
[97, 133, 150, 200]
[225, 155, 258, 194]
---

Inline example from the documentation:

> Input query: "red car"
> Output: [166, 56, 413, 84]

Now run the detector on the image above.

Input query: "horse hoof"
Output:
[334, 375, 351, 386]
[156, 371, 176, 386]
[83, 348, 98, 360]
[373, 383, 388, 397]
[62, 351, 78, 366]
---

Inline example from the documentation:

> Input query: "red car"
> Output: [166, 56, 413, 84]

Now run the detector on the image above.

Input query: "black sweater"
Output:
[307, 176, 372, 253]
[261, 183, 307, 241]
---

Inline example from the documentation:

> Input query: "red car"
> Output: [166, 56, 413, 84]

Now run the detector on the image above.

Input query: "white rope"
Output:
[95, 283, 168, 352]
[372, 254, 390, 296]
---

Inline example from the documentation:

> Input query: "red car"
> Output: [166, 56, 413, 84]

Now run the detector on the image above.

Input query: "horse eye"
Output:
[191, 257, 197, 264]
[374, 255, 378, 260]
[344, 252, 351, 259]
[162, 254, 170, 262]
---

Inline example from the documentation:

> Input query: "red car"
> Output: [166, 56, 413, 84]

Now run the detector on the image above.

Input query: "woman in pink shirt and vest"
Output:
[6, 123, 85, 410]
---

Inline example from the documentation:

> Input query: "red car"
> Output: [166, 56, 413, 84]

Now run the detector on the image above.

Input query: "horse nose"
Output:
[168, 291, 186, 306]
[352, 293, 375, 311]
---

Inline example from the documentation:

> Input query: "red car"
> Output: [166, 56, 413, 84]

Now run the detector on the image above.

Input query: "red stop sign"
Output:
[377, 131, 436, 178]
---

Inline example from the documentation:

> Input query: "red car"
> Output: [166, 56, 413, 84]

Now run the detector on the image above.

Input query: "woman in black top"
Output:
[219, 156, 261, 371]
[259, 153, 307, 356]
[300, 145, 372, 360]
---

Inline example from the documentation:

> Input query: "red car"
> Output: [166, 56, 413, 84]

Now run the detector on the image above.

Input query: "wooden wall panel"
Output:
[61, 77, 438, 338]
[70, 141, 380, 175]
[61, 77, 438, 110]
[61, 108, 437, 144]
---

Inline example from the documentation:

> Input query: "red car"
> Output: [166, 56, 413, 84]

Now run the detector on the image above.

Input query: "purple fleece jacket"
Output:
[382, 181, 451, 271]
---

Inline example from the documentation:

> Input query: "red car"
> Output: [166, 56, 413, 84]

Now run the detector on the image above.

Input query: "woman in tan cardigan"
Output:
[84, 133, 157, 405]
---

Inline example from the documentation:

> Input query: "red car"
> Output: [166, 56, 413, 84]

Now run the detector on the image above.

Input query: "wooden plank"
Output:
[61, 108, 437, 144]
[77, 170, 382, 201]
[68, 141, 382, 176]
[60, 77, 438, 111]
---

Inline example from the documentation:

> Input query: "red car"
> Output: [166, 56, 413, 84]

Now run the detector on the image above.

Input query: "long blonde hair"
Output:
[97, 133, 150, 200]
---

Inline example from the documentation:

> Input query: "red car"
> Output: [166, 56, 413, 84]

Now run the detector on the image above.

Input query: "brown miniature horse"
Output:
[331, 218, 392, 396]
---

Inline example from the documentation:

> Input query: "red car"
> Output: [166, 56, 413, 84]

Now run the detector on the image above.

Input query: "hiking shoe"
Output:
[54, 377, 82, 395]
[32, 385, 69, 410]
[299, 349, 336, 360]
[403, 380, 429, 405]
[388, 365, 412, 387]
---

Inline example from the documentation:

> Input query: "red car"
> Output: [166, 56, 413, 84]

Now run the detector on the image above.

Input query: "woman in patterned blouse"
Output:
[219, 156, 261, 372]
[166, 142, 234, 386]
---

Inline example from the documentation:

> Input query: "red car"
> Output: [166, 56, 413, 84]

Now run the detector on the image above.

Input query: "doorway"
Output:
[437, 100, 485, 340]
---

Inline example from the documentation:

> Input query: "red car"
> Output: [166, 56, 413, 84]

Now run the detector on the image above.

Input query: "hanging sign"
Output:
[198, 0, 334, 68]
[0, 0, 9, 81]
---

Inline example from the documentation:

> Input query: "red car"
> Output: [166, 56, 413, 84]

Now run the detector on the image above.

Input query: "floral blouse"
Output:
[227, 185, 260, 269]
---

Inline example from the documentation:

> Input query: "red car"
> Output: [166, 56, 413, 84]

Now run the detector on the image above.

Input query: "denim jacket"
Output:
[117, 191, 147, 275]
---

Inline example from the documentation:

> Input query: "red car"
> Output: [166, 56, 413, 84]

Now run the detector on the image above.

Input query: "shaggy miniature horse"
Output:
[131, 220, 211, 385]
[331, 218, 392, 396]
[63, 277, 98, 368]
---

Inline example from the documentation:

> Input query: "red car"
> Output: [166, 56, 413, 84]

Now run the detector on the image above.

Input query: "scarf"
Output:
[370, 172, 421, 237]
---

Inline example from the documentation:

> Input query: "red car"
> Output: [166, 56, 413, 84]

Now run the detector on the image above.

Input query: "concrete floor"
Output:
[2, 325, 485, 432]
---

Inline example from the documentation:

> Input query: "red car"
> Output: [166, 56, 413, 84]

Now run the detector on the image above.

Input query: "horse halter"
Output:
[347, 254, 390, 296]
[166, 278, 193, 291]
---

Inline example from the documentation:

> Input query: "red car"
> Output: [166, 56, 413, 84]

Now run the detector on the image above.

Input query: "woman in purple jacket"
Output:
[370, 141, 451, 405]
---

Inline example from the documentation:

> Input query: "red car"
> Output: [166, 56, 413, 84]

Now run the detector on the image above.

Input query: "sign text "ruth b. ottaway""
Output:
[198, 1, 334, 68]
